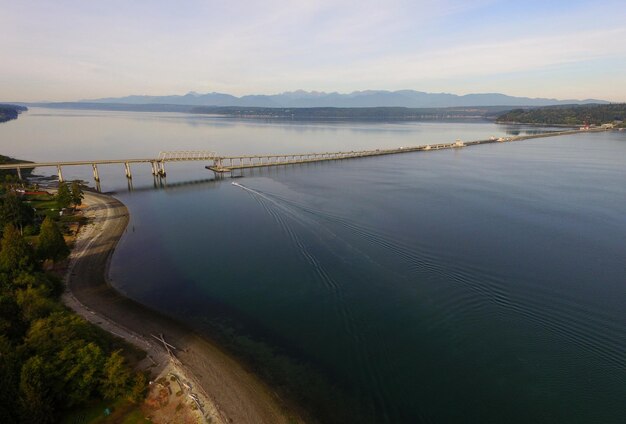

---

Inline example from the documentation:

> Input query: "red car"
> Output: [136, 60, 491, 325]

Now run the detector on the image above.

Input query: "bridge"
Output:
[203, 127, 610, 172]
[0, 128, 608, 183]
[0, 150, 217, 182]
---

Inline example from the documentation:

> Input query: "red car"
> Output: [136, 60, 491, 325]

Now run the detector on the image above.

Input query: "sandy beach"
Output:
[62, 190, 301, 424]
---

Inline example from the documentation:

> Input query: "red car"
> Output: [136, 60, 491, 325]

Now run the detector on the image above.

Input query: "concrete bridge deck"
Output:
[205, 128, 605, 172]
[0, 128, 609, 182]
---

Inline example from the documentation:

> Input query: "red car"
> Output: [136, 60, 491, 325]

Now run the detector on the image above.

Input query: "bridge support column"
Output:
[124, 162, 132, 179]
[16, 167, 22, 181]
[92, 164, 100, 182]
[57, 165, 64, 183]
[158, 161, 166, 177]
[150, 161, 158, 176]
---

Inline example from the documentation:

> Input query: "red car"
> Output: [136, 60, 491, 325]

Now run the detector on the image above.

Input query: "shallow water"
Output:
[3, 109, 626, 423]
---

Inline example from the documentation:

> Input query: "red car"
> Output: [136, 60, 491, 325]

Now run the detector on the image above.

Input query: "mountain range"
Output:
[82, 90, 607, 108]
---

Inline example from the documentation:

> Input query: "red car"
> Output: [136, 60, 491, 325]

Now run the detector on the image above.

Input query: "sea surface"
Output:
[3, 108, 626, 423]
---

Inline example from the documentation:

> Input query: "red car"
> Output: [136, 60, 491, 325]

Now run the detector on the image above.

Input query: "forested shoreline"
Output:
[0, 105, 27, 123]
[0, 176, 146, 423]
[496, 104, 626, 126]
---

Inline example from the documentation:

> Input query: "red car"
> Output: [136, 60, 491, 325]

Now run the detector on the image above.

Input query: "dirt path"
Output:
[63, 190, 299, 424]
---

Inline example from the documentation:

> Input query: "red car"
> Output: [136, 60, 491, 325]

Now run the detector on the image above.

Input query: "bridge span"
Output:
[0, 151, 217, 182]
[204, 128, 605, 172]
[0, 128, 608, 183]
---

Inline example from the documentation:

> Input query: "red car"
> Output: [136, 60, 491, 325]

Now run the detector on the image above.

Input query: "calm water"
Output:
[3, 109, 626, 423]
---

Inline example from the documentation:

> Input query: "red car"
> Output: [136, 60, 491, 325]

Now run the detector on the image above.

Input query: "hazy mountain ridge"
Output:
[82, 90, 608, 108]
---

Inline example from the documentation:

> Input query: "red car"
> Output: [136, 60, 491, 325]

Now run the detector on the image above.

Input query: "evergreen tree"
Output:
[0, 224, 35, 274]
[70, 181, 84, 207]
[128, 372, 148, 403]
[37, 217, 69, 263]
[0, 191, 34, 234]
[58, 341, 105, 407]
[100, 350, 132, 400]
[19, 356, 55, 424]
[55, 182, 71, 209]
[0, 336, 20, 423]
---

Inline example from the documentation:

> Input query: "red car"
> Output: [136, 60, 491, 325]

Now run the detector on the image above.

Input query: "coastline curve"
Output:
[63, 190, 299, 424]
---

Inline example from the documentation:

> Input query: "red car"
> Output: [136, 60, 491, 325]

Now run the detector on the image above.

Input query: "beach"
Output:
[62, 190, 300, 424]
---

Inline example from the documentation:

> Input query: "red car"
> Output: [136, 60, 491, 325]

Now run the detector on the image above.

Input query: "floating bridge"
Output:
[0, 128, 608, 184]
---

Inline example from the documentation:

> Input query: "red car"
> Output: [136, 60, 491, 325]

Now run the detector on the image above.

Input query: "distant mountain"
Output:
[81, 90, 608, 108]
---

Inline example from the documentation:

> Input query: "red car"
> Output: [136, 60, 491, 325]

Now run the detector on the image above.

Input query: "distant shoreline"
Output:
[23, 102, 515, 121]
[0, 104, 27, 123]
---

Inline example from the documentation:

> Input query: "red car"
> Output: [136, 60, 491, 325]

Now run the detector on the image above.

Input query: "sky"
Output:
[1, 0, 625, 102]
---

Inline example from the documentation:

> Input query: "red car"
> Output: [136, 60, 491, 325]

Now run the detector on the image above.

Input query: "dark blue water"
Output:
[3, 109, 626, 423]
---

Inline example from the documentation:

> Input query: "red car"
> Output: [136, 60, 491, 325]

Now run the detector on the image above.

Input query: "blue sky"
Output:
[1, 0, 625, 102]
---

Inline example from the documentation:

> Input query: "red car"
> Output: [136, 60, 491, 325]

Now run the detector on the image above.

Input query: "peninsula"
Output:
[496, 103, 626, 127]
[0, 104, 27, 123]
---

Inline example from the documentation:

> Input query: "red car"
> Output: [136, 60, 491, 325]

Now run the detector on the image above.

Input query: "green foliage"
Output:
[0, 224, 35, 274]
[0, 153, 32, 181]
[55, 182, 72, 209]
[128, 372, 148, 403]
[37, 216, 69, 263]
[57, 341, 106, 406]
[0, 292, 27, 342]
[19, 356, 55, 424]
[0, 177, 146, 421]
[100, 350, 132, 400]
[24, 312, 99, 357]
[496, 103, 626, 125]
[0, 191, 34, 233]
[0, 336, 21, 423]
[70, 181, 84, 207]
[16, 286, 60, 322]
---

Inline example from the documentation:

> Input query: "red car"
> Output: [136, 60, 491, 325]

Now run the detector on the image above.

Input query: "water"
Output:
[2, 108, 626, 423]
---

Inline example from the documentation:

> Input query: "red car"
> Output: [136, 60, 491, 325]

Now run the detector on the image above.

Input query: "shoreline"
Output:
[63, 190, 300, 424]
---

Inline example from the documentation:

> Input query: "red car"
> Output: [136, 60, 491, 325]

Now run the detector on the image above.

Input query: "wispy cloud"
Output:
[0, 0, 624, 101]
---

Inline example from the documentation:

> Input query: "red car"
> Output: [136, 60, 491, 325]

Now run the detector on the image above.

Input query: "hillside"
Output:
[0, 104, 27, 123]
[496, 104, 626, 126]
[25, 103, 516, 120]
[0, 154, 32, 179]
[189, 105, 515, 120]
[80, 90, 608, 109]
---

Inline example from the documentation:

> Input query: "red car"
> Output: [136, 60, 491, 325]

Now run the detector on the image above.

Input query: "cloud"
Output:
[0, 0, 624, 101]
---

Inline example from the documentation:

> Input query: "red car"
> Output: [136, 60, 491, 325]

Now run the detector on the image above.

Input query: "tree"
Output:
[70, 181, 84, 207]
[0, 292, 27, 342]
[100, 350, 132, 400]
[57, 341, 105, 407]
[0, 336, 20, 423]
[128, 372, 148, 403]
[37, 217, 69, 263]
[0, 224, 35, 274]
[16, 286, 59, 323]
[0, 191, 34, 234]
[19, 356, 55, 424]
[55, 182, 71, 209]
[24, 312, 98, 357]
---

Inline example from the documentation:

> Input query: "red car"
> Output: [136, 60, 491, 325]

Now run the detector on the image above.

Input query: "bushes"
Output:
[36, 217, 69, 263]
[0, 216, 145, 422]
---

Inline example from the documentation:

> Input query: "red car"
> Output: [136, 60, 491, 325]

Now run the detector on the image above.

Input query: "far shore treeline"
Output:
[24, 102, 515, 120]
[496, 103, 626, 126]
[9, 102, 626, 126]
[0, 104, 27, 123]
[0, 155, 33, 179]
